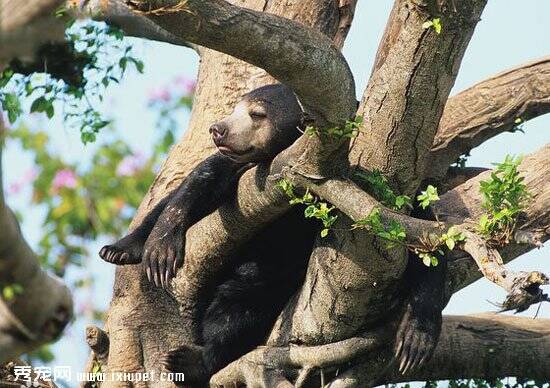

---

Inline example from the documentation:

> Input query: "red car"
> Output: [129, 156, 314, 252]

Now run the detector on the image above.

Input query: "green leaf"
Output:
[2, 93, 22, 123]
[445, 238, 455, 251]
[422, 254, 432, 267]
[320, 228, 329, 238]
[432, 18, 442, 34]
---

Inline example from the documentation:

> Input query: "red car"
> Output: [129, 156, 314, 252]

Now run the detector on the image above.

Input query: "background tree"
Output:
[1, 0, 550, 387]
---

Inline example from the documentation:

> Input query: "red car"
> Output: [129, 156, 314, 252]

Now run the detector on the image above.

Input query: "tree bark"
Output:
[427, 56, 550, 181]
[337, 314, 550, 387]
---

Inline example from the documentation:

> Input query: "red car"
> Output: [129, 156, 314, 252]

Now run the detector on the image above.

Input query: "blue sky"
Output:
[3, 1, 549, 385]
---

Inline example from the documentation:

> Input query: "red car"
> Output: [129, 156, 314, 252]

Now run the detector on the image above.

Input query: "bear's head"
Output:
[209, 84, 303, 163]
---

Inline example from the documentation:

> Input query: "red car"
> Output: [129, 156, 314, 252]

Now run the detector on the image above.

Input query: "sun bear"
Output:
[99, 84, 445, 383]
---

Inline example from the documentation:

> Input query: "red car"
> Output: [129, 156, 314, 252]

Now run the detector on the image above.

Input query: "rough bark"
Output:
[0, 118, 73, 363]
[213, 312, 550, 387]
[5, 0, 550, 386]
[83, 0, 357, 127]
[427, 56, 550, 181]
[268, 0, 489, 351]
[336, 314, 550, 387]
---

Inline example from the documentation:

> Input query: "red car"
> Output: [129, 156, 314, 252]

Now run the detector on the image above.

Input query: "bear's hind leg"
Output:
[162, 344, 208, 386]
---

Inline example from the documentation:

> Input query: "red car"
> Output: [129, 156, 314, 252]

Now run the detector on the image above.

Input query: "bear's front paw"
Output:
[142, 227, 185, 288]
[394, 302, 442, 374]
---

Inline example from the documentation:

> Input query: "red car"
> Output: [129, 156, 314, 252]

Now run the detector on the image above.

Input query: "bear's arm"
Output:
[142, 152, 251, 287]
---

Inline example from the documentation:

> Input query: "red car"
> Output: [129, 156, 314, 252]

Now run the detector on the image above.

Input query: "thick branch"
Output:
[0, 119, 73, 362]
[350, 0, 487, 195]
[324, 314, 550, 387]
[286, 170, 549, 313]
[285, 171, 447, 242]
[427, 56, 550, 181]
[83, 0, 356, 127]
[383, 314, 550, 384]
[212, 313, 550, 387]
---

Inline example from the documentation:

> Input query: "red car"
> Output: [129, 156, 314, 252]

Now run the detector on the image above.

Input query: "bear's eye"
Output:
[249, 110, 267, 120]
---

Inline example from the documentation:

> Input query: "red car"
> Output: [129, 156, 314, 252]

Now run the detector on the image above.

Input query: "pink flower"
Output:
[8, 182, 23, 195]
[174, 76, 196, 96]
[116, 152, 146, 177]
[7, 168, 38, 195]
[148, 87, 171, 103]
[52, 169, 77, 190]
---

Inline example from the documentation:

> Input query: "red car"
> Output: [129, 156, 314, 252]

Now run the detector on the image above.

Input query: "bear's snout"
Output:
[210, 123, 227, 144]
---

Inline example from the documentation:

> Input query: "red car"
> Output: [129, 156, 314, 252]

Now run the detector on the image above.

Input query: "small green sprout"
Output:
[478, 155, 530, 240]
[417, 251, 441, 267]
[352, 208, 407, 249]
[2, 284, 24, 301]
[355, 169, 412, 211]
[439, 226, 466, 251]
[417, 185, 440, 209]
[276, 179, 338, 238]
[305, 116, 363, 139]
[422, 18, 442, 34]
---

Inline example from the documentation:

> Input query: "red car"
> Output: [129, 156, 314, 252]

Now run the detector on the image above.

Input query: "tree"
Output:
[1, 0, 550, 387]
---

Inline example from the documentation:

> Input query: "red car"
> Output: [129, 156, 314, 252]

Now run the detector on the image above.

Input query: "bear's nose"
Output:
[209, 124, 227, 143]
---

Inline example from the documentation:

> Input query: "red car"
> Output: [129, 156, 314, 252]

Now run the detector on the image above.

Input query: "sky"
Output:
[3, 0, 550, 386]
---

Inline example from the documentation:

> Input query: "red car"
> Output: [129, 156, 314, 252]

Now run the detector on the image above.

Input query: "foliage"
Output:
[422, 17, 442, 34]
[352, 208, 407, 248]
[439, 226, 466, 251]
[414, 226, 465, 267]
[355, 169, 412, 211]
[0, 21, 143, 143]
[478, 155, 530, 241]
[277, 179, 338, 237]
[417, 185, 440, 209]
[304, 116, 363, 139]
[1, 283, 24, 301]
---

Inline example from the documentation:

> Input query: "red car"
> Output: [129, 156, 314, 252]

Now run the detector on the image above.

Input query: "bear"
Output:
[98, 84, 445, 383]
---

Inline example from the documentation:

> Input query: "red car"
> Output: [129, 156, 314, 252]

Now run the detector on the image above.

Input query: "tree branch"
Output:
[350, 0, 488, 196]
[461, 231, 549, 312]
[285, 168, 549, 313]
[426, 56, 550, 181]
[212, 313, 550, 387]
[82, 0, 357, 127]
[78, 0, 198, 49]
[382, 314, 550, 384]
[0, 119, 73, 363]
